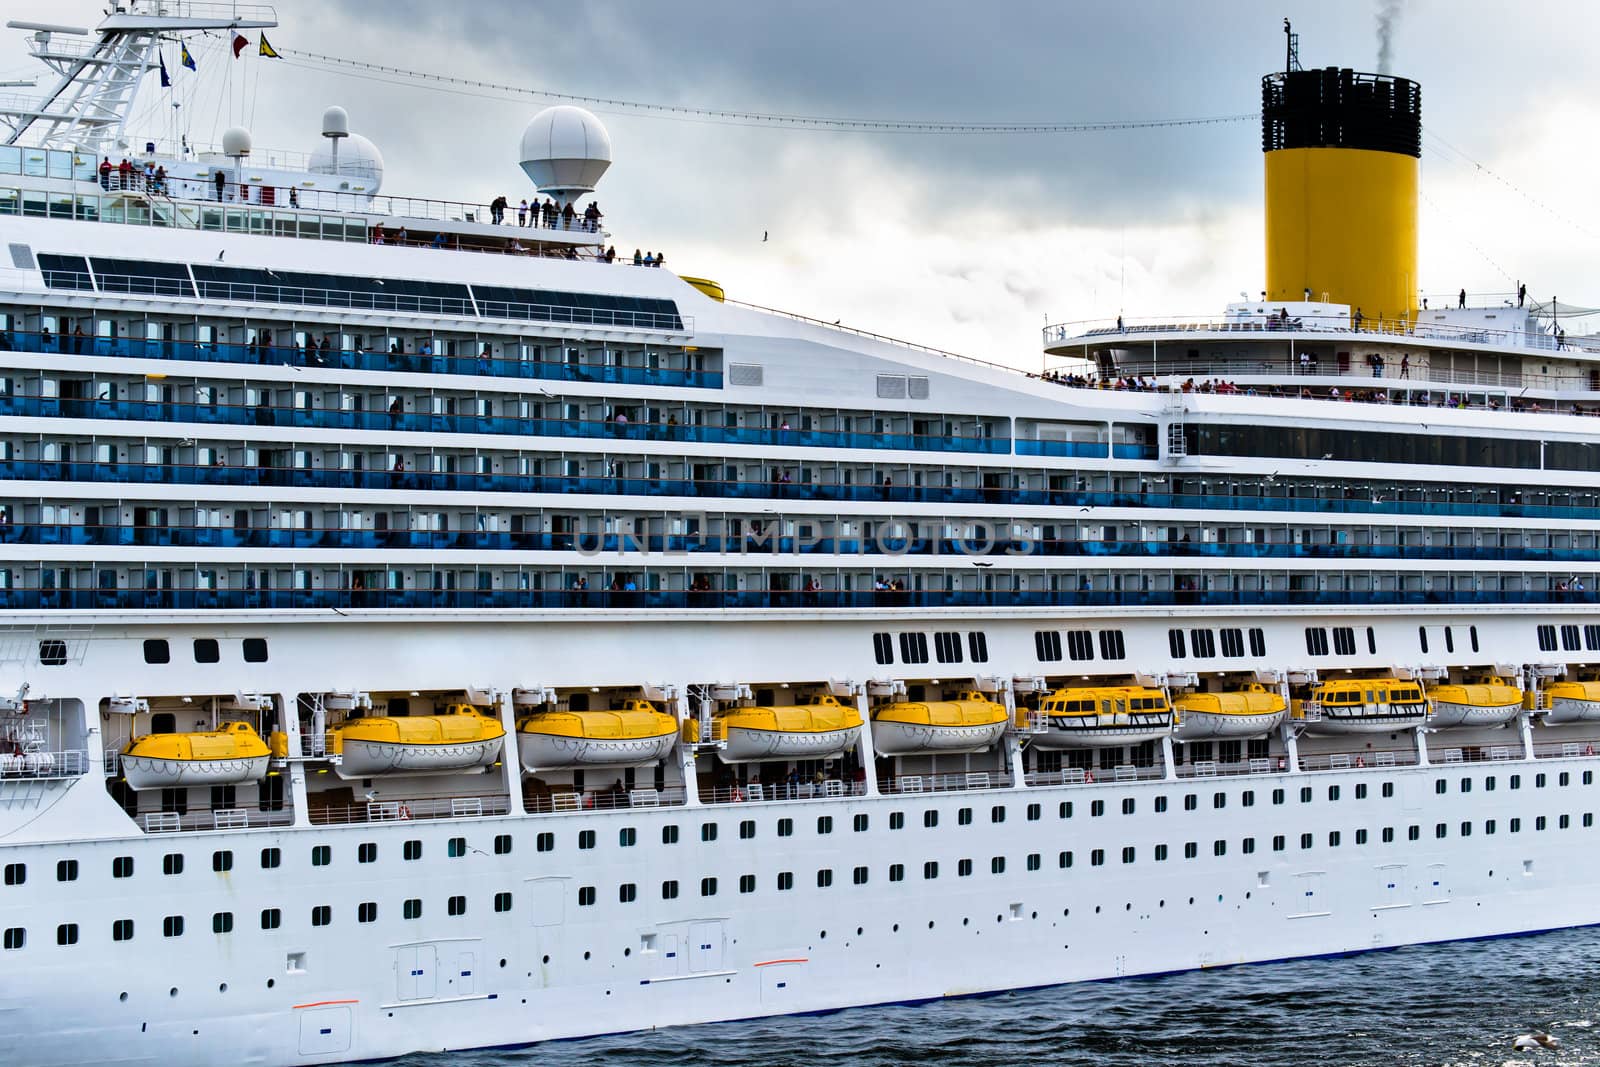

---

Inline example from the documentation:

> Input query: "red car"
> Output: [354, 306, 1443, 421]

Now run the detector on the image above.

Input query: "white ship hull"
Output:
[518, 731, 677, 770]
[1427, 702, 1522, 728]
[870, 720, 1008, 755]
[119, 752, 269, 790]
[336, 737, 503, 778]
[1172, 710, 1287, 740]
[722, 725, 861, 762]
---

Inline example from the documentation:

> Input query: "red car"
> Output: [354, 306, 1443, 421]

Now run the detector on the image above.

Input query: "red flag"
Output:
[231, 32, 248, 58]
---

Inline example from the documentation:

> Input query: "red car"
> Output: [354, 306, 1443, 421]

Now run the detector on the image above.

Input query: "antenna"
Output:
[1283, 19, 1301, 73]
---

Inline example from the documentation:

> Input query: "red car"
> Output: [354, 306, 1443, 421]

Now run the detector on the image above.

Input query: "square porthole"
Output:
[193, 638, 220, 663]
[286, 951, 306, 974]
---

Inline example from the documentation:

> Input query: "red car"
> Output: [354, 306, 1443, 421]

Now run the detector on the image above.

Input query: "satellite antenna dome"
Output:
[518, 105, 611, 202]
[321, 106, 350, 139]
[309, 131, 385, 192]
[221, 125, 253, 158]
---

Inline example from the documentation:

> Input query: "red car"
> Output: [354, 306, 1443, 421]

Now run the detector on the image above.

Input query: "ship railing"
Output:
[309, 793, 511, 825]
[0, 749, 87, 780]
[526, 786, 688, 813]
[700, 781, 866, 805]
[885, 772, 1010, 795]
[1296, 749, 1416, 772]
[1173, 757, 1282, 780]
[1050, 360, 1592, 394]
[1533, 740, 1599, 761]
[138, 806, 294, 834]
[1024, 765, 1161, 787]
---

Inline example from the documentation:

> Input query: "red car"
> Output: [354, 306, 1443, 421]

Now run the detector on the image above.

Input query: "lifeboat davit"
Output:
[517, 700, 679, 770]
[718, 694, 863, 762]
[1427, 677, 1523, 727]
[1029, 686, 1174, 749]
[1541, 681, 1600, 724]
[1173, 685, 1287, 740]
[1298, 677, 1428, 734]
[871, 691, 1010, 755]
[120, 721, 270, 790]
[332, 704, 505, 778]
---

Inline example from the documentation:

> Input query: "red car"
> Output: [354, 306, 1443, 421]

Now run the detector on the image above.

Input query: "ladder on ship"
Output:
[1164, 391, 1188, 458]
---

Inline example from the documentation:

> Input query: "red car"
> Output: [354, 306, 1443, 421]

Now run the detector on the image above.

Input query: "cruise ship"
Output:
[2, 6, 1599, 1064]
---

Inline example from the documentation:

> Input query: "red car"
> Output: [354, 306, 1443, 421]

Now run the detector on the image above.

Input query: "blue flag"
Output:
[180, 42, 195, 71]
[159, 52, 170, 87]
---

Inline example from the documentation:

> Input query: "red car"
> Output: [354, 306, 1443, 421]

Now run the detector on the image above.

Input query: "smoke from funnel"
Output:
[1376, 0, 1405, 74]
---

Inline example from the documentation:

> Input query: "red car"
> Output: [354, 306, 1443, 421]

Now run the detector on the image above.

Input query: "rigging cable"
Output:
[275, 48, 1257, 136]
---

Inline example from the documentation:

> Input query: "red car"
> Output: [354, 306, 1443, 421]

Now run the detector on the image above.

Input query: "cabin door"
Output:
[396, 944, 437, 1000]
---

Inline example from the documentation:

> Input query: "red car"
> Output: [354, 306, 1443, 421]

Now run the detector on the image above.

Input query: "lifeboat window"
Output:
[1304, 628, 1329, 656]
[1168, 629, 1186, 659]
[193, 638, 220, 664]
[406, 897, 426, 918]
[162, 854, 183, 876]
[260, 848, 281, 870]
[776, 819, 793, 837]
[357, 843, 377, 864]
[1444, 627, 1455, 654]
[816, 816, 833, 835]
[141, 639, 170, 665]
[1562, 625, 1582, 651]
[1034, 631, 1063, 662]
[536, 833, 554, 852]
[1248, 629, 1267, 657]
[356, 903, 376, 924]
[888, 865, 904, 883]
[872, 632, 894, 665]
[1332, 627, 1356, 656]
[967, 632, 989, 663]
[494, 834, 513, 855]
[3, 928, 23, 950]
[112, 856, 133, 879]
[1219, 628, 1245, 658]
[1027, 804, 1041, 822]
[311, 846, 330, 867]
[812, 871, 828, 890]
[700, 822, 718, 842]
[211, 851, 233, 873]
[923, 861, 939, 880]
[162, 916, 184, 938]
[776, 872, 794, 891]
[1189, 630, 1216, 658]
[578, 831, 596, 850]
[853, 814, 870, 832]
[898, 632, 930, 665]
[312, 906, 333, 927]
[494, 892, 513, 913]
[55, 860, 76, 883]
[1536, 625, 1558, 652]
[242, 638, 268, 663]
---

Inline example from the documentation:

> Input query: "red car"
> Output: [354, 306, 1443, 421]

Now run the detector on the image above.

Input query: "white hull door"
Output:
[517, 731, 677, 770]
[336, 737, 503, 778]
[119, 753, 269, 791]
[870, 719, 1008, 755]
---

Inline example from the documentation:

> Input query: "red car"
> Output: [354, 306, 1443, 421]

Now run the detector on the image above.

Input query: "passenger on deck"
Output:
[517, 199, 528, 226]
[643, 251, 655, 267]
[584, 201, 602, 231]
[604, 246, 616, 263]
[561, 201, 576, 229]
[633, 248, 643, 265]
[431, 232, 447, 249]
[98, 157, 111, 190]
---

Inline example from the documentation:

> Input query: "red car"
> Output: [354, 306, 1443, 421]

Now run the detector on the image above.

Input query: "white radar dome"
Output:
[518, 105, 611, 199]
[221, 125, 253, 157]
[321, 105, 349, 139]
[309, 131, 385, 191]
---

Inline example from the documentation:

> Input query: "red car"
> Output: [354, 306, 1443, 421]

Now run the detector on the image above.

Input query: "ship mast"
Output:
[0, 0, 276, 155]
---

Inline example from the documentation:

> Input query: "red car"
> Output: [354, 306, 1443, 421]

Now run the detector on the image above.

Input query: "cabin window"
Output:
[933, 631, 963, 663]
[143, 639, 170, 664]
[898, 633, 929, 664]
[1304, 627, 1329, 656]
[1248, 628, 1267, 656]
[193, 638, 220, 663]
[1189, 629, 1216, 658]
[405, 898, 425, 918]
[357, 903, 377, 923]
[872, 632, 894, 665]
[162, 916, 184, 938]
[1167, 629, 1186, 658]
[967, 632, 989, 662]
[3, 928, 24, 950]
[1536, 624, 1556, 652]
[55, 860, 76, 882]
[312, 906, 333, 927]
[1219, 628, 1245, 658]
[494, 892, 513, 912]
[1034, 631, 1062, 662]
[242, 638, 268, 662]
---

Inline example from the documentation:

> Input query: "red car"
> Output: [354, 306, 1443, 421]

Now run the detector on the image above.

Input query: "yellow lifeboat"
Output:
[331, 704, 505, 778]
[1542, 680, 1600, 724]
[1294, 678, 1428, 734]
[1173, 685, 1287, 740]
[871, 691, 1010, 755]
[1427, 677, 1523, 727]
[119, 721, 270, 790]
[1030, 686, 1173, 749]
[517, 699, 679, 770]
[718, 694, 863, 762]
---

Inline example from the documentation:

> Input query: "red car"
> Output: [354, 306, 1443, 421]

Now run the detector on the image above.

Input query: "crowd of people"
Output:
[485, 195, 605, 232]
[98, 156, 168, 194]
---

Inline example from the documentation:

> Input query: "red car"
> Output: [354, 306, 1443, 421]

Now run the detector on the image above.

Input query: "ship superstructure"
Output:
[2, 8, 1600, 1065]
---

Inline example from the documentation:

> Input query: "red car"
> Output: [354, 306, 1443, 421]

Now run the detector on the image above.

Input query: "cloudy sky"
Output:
[5, 1, 1599, 368]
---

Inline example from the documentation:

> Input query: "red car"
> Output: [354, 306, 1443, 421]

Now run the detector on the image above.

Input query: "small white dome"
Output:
[518, 105, 611, 196]
[221, 126, 253, 157]
[309, 131, 384, 191]
[321, 105, 349, 139]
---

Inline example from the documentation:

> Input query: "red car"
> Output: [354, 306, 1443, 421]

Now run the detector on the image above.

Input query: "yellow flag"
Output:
[258, 33, 280, 58]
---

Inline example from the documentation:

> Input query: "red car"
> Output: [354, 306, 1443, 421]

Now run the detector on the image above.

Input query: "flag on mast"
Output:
[231, 32, 248, 58]
[180, 41, 196, 70]
[159, 52, 170, 87]
[258, 34, 280, 58]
